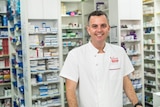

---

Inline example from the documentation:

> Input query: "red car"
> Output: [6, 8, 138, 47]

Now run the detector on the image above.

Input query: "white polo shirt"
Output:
[60, 41, 134, 107]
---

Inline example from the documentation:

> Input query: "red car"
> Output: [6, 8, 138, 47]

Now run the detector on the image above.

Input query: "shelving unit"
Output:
[7, 0, 25, 106]
[60, 1, 84, 106]
[23, 0, 64, 106]
[109, 0, 144, 106]
[0, 0, 12, 106]
[1, 0, 156, 107]
[120, 20, 144, 106]
[8, 0, 64, 107]
[143, 0, 160, 106]
[61, 0, 84, 63]
[26, 20, 62, 107]
[143, 2, 156, 105]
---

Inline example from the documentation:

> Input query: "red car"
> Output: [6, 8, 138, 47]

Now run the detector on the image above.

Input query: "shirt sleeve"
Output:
[122, 49, 135, 76]
[59, 50, 79, 82]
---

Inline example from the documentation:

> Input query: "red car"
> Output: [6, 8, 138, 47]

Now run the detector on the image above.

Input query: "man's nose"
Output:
[97, 26, 102, 31]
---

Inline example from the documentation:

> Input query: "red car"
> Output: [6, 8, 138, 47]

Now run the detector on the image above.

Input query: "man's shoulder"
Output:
[107, 43, 124, 51]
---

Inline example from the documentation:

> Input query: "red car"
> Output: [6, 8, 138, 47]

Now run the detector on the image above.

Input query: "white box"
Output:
[0, 0, 7, 13]
[153, 92, 160, 107]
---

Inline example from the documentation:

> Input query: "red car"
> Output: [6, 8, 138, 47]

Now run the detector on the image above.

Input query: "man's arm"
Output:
[123, 75, 142, 107]
[65, 79, 78, 107]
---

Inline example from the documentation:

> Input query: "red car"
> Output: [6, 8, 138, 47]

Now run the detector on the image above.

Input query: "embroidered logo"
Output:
[110, 57, 119, 63]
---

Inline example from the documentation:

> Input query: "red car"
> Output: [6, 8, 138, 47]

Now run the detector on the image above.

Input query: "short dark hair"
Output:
[88, 10, 109, 23]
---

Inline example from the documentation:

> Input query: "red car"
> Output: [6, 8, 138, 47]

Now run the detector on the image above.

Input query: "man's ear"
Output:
[86, 25, 90, 35]
[88, 31, 90, 35]
[108, 25, 110, 31]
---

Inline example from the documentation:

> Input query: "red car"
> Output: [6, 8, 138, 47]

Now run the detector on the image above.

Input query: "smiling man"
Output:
[60, 10, 143, 107]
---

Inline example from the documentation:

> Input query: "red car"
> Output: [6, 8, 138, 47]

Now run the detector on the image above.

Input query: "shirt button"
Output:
[96, 64, 98, 66]
[94, 55, 96, 57]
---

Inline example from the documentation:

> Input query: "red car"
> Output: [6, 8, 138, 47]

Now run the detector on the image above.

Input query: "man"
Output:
[60, 10, 143, 107]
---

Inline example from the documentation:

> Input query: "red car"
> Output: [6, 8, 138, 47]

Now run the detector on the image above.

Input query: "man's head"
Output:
[87, 10, 110, 47]
[88, 10, 109, 25]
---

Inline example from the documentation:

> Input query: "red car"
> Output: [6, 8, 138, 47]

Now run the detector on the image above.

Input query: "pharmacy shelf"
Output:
[109, 0, 144, 106]
[0, 0, 12, 106]
[18, 0, 64, 107]
[0, 26, 8, 29]
[31, 70, 59, 75]
[60, 1, 85, 106]
[23, 19, 62, 107]
[143, 0, 160, 106]
[120, 20, 144, 106]
[0, 96, 12, 100]
[0, 82, 11, 86]
[7, 0, 26, 107]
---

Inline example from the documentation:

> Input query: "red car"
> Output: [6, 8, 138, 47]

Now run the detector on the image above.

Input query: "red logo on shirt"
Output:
[110, 57, 119, 63]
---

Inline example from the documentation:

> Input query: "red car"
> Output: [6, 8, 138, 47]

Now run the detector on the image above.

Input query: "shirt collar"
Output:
[88, 41, 108, 54]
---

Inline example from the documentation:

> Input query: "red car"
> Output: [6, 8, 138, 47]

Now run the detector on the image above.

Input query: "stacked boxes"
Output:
[0, 69, 10, 83]
[0, 39, 9, 55]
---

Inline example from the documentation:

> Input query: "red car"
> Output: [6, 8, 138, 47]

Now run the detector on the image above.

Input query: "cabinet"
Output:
[143, 0, 160, 106]
[28, 0, 59, 19]
[24, 0, 63, 106]
[0, 0, 11, 106]
[109, 0, 144, 106]
[118, 0, 142, 20]
[25, 19, 62, 107]
[153, 92, 160, 107]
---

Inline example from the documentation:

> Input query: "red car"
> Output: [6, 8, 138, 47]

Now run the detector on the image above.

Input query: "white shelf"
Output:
[61, 15, 82, 17]
[143, 0, 154, 4]
[0, 67, 10, 69]
[145, 83, 156, 87]
[144, 50, 155, 52]
[0, 26, 8, 28]
[30, 56, 59, 61]
[0, 36, 8, 39]
[127, 53, 141, 56]
[31, 80, 60, 86]
[61, 0, 81, 2]
[0, 82, 11, 86]
[121, 28, 141, 31]
[31, 70, 59, 75]
[123, 40, 141, 42]
[145, 90, 153, 94]
[143, 0, 160, 106]
[62, 27, 82, 30]
[30, 45, 59, 49]
[32, 93, 61, 100]
[62, 37, 83, 39]
[145, 74, 156, 78]
[0, 96, 12, 100]
[29, 32, 58, 35]
[144, 33, 155, 35]
[0, 54, 9, 57]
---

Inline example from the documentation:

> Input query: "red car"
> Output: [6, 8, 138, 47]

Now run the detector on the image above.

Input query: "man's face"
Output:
[87, 15, 110, 44]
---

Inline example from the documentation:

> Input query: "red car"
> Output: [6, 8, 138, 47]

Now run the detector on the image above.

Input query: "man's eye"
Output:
[101, 24, 107, 28]
[92, 25, 97, 28]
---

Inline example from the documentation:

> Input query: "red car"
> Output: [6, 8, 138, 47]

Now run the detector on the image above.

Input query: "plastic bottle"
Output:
[2, 15, 8, 26]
